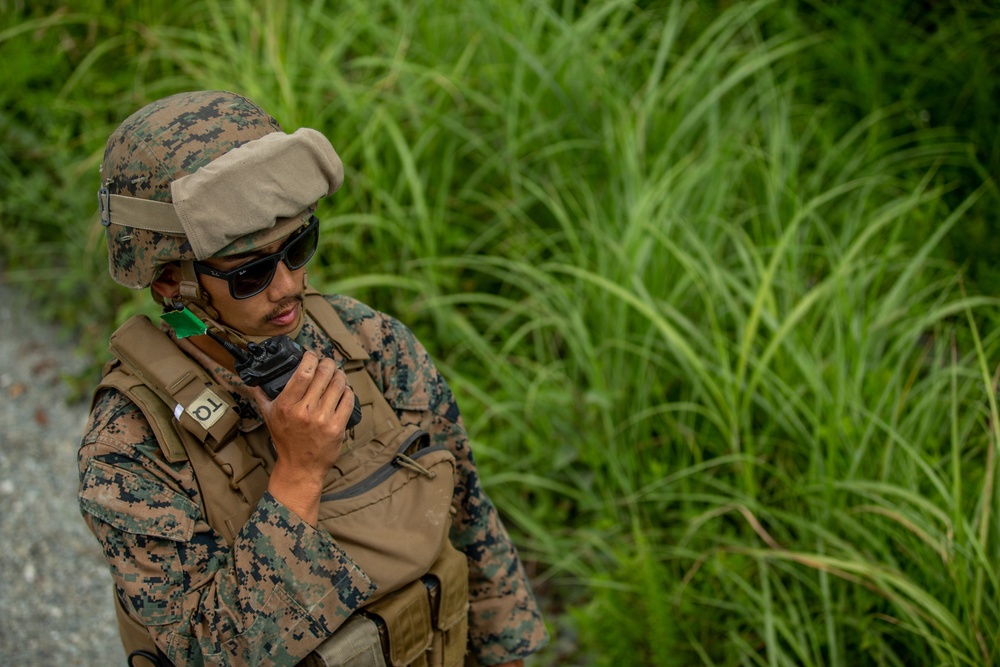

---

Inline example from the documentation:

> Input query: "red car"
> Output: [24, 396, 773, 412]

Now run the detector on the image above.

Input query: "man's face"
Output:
[197, 233, 307, 338]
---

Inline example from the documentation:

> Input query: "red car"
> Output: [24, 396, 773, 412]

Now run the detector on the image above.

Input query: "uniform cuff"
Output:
[236, 492, 377, 639]
[468, 591, 549, 664]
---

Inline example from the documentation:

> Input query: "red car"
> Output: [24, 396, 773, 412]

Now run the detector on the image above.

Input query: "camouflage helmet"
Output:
[99, 90, 343, 289]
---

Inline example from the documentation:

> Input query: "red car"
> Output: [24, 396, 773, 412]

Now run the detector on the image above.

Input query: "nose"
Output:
[267, 258, 300, 299]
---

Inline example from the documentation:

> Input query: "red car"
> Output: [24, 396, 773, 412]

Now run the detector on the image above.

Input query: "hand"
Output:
[252, 351, 356, 524]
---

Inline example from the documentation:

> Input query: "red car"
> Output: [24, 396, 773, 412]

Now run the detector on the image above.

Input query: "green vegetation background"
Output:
[2, 1, 999, 664]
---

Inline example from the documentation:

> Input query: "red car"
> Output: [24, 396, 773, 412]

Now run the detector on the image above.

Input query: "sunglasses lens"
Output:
[285, 222, 318, 270]
[232, 258, 278, 299]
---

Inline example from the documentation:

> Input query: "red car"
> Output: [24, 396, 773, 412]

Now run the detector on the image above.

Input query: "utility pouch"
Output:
[305, 542, 468, 667]
[367, 579, 433, 667]
[317, 429, 457, 601]
[304, 615, 387, 667]
[421, 543, 469, 667]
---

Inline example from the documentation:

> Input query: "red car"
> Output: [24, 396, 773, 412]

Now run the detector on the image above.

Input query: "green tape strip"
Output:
[161, 307, 207, 339]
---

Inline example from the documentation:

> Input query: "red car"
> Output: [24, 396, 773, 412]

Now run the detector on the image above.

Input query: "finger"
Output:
[300, 357, 338, 409]
[331, 382, 356, 426]
[278, 350, 319, 401]
[315, 367, 348, 419]
[249, 385, 273, 416]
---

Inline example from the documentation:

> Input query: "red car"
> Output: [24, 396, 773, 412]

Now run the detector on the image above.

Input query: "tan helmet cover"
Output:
[99, 91, 343, 289]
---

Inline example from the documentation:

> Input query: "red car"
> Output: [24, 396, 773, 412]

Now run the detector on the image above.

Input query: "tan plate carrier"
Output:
[96, 291, 468, 666]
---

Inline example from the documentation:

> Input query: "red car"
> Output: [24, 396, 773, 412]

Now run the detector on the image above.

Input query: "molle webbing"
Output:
[100, 361, 269, 543]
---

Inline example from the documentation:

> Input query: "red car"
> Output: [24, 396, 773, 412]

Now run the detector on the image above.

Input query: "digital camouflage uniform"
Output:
[79, 294, 548, 665]
[78, 91, 547, 665]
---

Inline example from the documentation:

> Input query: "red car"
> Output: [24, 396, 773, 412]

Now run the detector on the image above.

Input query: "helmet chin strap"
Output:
[161, 261, 306, 347]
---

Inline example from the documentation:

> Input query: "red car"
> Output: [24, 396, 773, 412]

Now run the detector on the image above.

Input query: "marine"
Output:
[78, 90, 548, 666]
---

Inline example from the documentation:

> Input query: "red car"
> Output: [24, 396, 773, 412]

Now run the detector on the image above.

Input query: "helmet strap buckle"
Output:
[98, 188, 112, 227]
[178, 261, 202, 301]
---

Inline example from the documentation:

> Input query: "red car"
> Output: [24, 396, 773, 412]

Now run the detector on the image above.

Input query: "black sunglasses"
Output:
[194, 216, 319, 299]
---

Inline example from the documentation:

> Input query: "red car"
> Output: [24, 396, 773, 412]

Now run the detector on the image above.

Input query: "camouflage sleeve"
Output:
[328, 295, 549, 664]
[79, 389, 376, 666]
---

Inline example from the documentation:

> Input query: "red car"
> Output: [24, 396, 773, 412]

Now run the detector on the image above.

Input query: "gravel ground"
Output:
[0, 281, 125, 666]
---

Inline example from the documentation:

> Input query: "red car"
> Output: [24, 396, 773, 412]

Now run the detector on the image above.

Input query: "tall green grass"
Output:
[2, 0, 998, 663]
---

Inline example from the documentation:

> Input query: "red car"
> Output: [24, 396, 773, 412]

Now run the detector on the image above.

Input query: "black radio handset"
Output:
[209, 331, 362, 428]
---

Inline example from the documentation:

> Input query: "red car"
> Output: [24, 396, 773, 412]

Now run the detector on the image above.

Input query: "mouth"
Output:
[267, 299, 301, 327]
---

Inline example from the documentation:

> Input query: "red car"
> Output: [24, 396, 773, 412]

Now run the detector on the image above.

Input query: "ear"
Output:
[151, 263, 182, 299]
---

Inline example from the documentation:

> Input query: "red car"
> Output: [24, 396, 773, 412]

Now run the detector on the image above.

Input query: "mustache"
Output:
[263, 294, 304, 323]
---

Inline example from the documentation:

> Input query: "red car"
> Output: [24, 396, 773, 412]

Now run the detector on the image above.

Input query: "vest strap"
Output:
[304, 290, 370, 361]
[108, 315, 240, 448]
[210, 436, 269, 501]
